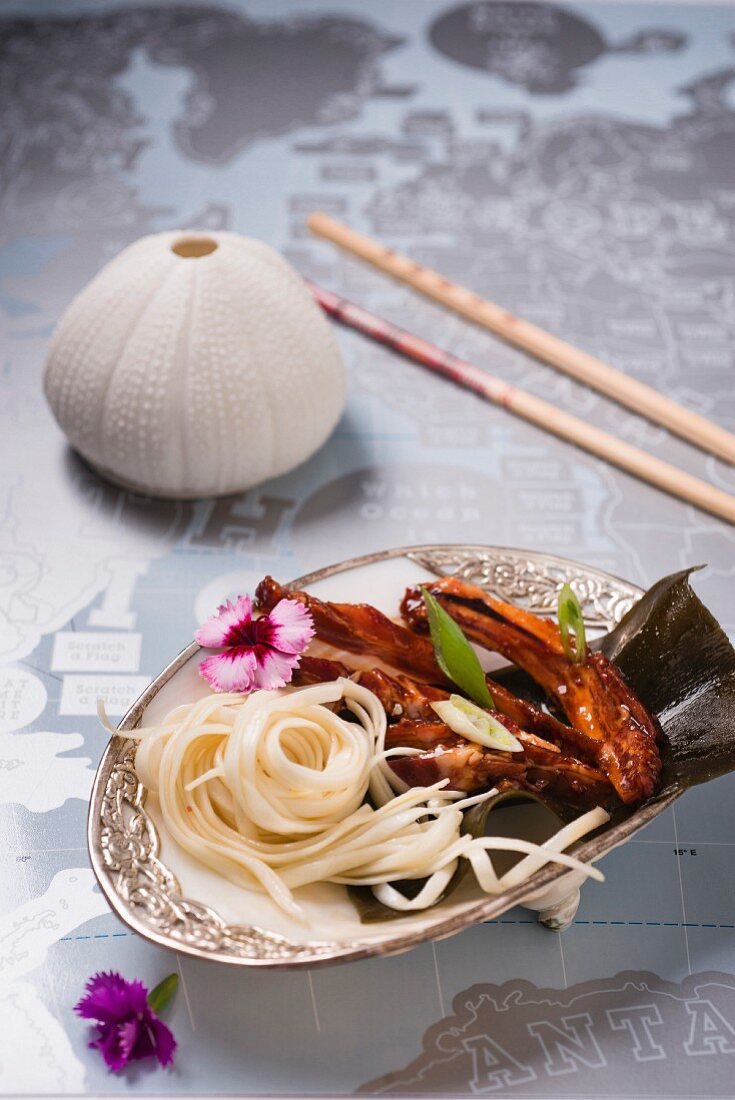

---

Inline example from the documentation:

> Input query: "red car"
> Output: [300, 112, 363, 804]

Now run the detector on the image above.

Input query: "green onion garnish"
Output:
[422, 587, 495, 710]
[557, 582, 587, 664]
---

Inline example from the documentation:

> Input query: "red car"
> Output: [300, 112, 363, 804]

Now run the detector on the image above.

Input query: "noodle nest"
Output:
[128, 680, 607, 922]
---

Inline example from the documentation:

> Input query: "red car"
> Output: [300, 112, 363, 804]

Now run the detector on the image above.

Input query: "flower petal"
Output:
[119, 1017, 148, 1063]
[256, 599, 315, 655]
[199, 648, 257, 693]
[195, 595, 252, 648]
[120, 1010, 176, 1066]
[148, 1016, 178, 1067]
[251, 646, 300, 691]
[75, 971, 146, 1024]
[90, 1023, 128, 1072]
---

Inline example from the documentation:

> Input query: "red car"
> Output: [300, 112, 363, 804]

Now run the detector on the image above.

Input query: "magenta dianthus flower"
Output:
[75, 971, 177, 1072]
[195, 594, 315, 693]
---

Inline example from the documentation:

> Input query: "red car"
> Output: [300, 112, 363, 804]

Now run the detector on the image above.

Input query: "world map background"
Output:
[1, 0, 735, 1094]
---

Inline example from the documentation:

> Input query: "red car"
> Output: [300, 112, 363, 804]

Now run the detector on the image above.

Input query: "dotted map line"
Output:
[58, 920, 735, 943]
[59, 932, 134, 941]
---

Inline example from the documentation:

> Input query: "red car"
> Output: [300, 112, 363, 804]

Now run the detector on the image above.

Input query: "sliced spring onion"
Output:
[431, 694, 523, 752]
[557, 582, 587, 664]
[422, 587, 496, 709]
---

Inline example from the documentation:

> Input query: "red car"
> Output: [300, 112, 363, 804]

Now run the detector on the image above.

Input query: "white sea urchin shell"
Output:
[43, 230, 346, 498]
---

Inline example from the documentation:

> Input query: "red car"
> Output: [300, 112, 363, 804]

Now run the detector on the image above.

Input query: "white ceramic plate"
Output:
[88, 544, 679, 968]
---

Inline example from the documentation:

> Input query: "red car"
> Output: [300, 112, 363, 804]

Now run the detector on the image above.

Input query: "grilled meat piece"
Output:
[258, 577, 588, 755]
[358, 669, 445, 720]
[474, 678, 599, 763]
[260, 576, 656, 805]
[386, 719, 615, 810]
[294, 656, 445, 719]
[297, 656, 564, 757]
[257, 576, 441, 681]
[402, 577, 662, 805]
[294, 655, 352, 684]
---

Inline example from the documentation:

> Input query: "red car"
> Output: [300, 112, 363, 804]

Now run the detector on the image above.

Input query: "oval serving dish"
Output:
[88, 545, 679, 968]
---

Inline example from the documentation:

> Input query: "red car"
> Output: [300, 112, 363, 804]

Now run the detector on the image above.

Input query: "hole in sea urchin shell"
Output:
[172, 237, 218, 258]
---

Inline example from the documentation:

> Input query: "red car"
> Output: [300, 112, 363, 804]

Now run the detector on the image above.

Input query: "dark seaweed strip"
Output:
[599, 567, 735, 788]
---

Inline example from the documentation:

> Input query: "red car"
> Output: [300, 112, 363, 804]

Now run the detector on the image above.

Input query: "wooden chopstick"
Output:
[308, 212, 735, 465]
[306, 279, 735, 525]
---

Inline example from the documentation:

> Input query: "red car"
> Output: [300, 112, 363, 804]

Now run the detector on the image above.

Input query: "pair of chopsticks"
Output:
[306, 213, 735, 525]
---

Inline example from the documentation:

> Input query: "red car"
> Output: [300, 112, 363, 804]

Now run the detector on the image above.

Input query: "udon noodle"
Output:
[121, 680, 608, 921]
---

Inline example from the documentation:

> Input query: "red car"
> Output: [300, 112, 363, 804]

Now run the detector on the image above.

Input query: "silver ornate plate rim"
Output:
[87, 543, 681, 969]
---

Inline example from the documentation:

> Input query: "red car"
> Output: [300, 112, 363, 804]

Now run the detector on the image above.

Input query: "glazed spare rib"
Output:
[401, 577, 663, 805]
[256, 576, 597, 762]
[255, 576, 664, 809]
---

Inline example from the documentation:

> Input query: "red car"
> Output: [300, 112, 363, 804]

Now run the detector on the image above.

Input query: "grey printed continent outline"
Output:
[428, 2, 685, 94]
[0, 6, 400, 265]
[360, 970, 735, 1096]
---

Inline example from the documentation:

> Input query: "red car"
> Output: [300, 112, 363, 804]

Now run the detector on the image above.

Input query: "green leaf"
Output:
[557, 583, 587, 664]
[422, 587, 495, 709]
[147, 973, 179, 1016]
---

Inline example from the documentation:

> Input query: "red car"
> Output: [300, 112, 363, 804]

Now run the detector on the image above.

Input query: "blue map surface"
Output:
[1, 1, 734, 1094]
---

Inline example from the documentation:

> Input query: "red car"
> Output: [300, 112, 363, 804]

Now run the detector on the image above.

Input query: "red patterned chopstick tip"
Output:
[304, 277, 515, 412]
